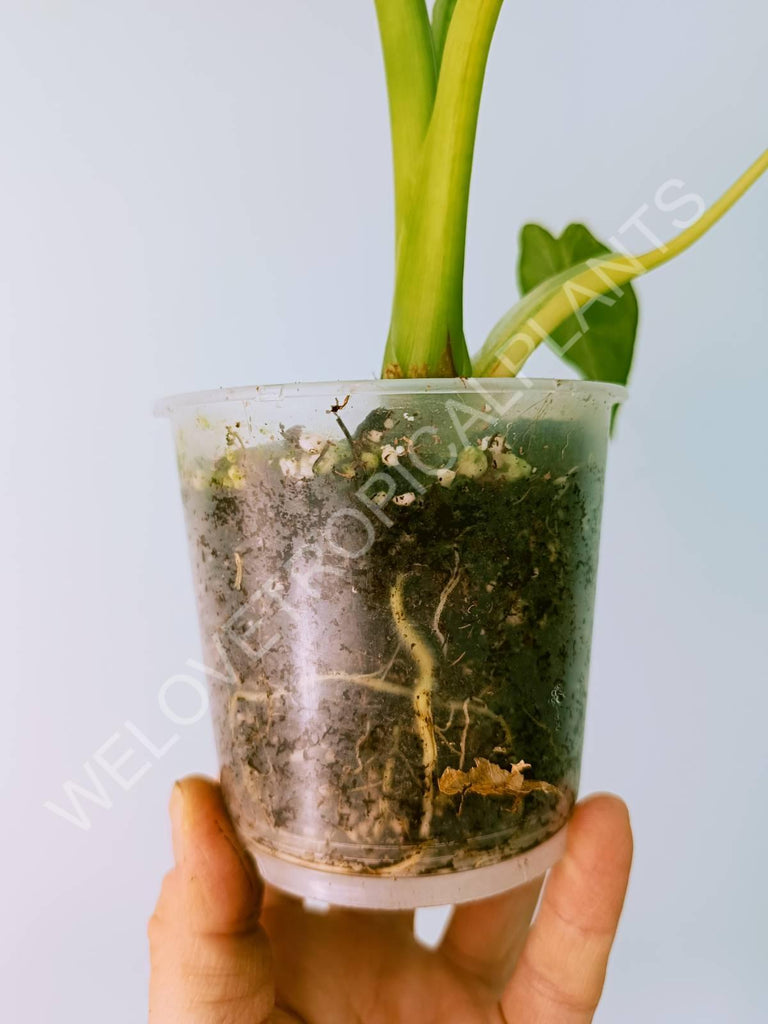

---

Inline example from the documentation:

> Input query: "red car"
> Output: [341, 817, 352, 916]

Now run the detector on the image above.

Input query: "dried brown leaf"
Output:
[438, 757, 559, 800]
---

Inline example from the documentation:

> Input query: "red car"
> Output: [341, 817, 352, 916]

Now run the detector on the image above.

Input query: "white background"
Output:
[2, 2, 767, 1021]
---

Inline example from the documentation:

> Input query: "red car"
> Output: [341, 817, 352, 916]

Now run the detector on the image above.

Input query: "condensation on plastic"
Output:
[158, 378, 625, 908]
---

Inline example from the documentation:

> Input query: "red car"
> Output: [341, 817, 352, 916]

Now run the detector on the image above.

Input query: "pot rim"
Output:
[154, 377, 627, 417]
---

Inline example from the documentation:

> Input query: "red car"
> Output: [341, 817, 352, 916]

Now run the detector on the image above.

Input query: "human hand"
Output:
[149, 777, 632, 1023]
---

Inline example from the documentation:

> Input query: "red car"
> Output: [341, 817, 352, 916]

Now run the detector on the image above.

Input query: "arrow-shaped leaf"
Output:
[516, 222, 639, 386]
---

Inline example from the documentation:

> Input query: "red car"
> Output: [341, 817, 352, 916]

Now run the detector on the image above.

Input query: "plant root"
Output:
[375, 846, 429, 877]
[458, 697, 470, 770]
[432, 548, 461, 651]
[390, 572, 438, 841]
[446, 697, 514, 750]
[382, 725, 400, 800]
[315, 671, 413, 700]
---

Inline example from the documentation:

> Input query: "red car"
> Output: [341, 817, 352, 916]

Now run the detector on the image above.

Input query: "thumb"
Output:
[148, 776, 275, 1023]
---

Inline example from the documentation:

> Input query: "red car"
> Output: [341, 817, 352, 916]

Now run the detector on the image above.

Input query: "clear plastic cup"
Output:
[157, 378, 625, 908]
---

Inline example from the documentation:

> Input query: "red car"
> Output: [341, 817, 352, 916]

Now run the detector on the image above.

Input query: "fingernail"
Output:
[170, 780, 186, 862]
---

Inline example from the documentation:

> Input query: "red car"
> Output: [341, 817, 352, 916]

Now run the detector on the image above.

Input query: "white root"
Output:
[431, 549, 461, 651]
[382, 725, 400, 799]
[390, 572, 437, 841]
[354, 720, 372, 775]
[440, 703, 458, 732]
[459, 697, 470, 770]
[314, 671, 412, 700]
[446, 697, 514, 749]
[375, 847, 428, 876]
[434, 725, 460, 757]
[228, 677, 510, 739]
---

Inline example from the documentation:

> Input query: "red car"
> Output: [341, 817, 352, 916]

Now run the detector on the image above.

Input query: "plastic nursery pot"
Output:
[158, 378, 625, 909]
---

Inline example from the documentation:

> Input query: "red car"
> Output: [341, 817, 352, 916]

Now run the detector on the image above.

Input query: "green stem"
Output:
[473, 148, 768, 377]
[373, 0, 436, 246]
[431, 0, 459, 72]
[384, 0, 504, 378]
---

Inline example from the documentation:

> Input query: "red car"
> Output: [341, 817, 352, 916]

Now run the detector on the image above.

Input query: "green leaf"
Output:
[517, 223, 639, 386]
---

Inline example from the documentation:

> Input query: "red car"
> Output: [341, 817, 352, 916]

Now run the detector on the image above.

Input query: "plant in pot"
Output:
[158, 0, 767, 908]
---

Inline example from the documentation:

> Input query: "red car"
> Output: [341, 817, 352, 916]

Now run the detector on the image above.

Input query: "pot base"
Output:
[254, 826, 568, 909]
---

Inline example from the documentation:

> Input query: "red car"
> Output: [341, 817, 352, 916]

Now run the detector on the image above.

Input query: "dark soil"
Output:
[182, 398, 605, 875]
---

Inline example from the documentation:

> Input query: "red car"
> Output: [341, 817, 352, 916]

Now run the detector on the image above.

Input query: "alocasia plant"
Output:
[375, 0, 768, 386]
[155, 0, 768, 911]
